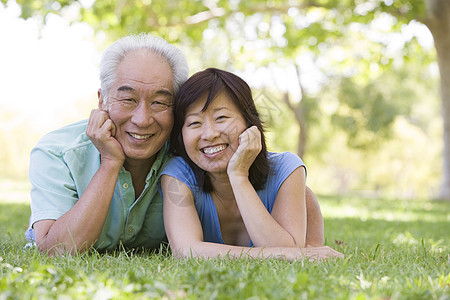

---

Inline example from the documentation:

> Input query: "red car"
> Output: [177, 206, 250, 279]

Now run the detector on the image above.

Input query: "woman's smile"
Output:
[201, 144, 228, 155]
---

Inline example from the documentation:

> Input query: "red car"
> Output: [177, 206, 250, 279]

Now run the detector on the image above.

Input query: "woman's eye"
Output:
[186, 121, 201, 127]
[216, 115, 228, 121]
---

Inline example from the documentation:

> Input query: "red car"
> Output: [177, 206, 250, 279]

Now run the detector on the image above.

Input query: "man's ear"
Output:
[98, 89, 105, 110]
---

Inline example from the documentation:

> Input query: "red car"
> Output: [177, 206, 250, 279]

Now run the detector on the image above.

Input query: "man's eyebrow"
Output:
[156, 89, 173, 97]
[117, 85, 134, 92]
[116, 86, 173, 97]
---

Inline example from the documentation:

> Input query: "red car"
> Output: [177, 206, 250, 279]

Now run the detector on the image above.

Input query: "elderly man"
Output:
[26, 33, 189, 255]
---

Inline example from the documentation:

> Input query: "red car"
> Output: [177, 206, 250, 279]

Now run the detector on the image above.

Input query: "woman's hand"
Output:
[301, 246, 345, 261]
[227, 126, 262, 178]
[86, 108, 125, 165]
[272, 246, 344, 261]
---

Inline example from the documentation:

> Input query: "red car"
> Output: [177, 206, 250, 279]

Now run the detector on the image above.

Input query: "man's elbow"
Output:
[36, 239, 89, 256]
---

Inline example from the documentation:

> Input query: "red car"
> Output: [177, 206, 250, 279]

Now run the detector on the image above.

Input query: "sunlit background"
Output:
[0, 0, 445, 201]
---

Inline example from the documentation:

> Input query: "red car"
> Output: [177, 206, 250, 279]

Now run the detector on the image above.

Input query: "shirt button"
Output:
[123, 183, 129, 189]
[127, 226, 134, 234]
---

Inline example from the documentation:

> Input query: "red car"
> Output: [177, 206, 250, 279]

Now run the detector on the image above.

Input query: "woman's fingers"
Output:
[302, 246, 345, 261]
[227, 126, 262, 177]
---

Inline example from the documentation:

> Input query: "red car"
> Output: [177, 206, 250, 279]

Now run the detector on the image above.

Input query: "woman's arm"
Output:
[161, 175, 342, 260]
[227, 127, 307, 248]
[228, 167, 306, 248]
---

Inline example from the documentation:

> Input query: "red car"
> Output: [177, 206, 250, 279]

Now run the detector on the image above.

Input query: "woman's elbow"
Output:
[169, 240, 203, 259]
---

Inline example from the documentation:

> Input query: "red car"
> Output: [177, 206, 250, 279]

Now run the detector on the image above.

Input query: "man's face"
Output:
[100, 50, 174, 165]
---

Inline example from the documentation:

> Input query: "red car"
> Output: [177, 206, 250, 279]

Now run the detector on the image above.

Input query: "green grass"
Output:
[1, 195, 449, 299]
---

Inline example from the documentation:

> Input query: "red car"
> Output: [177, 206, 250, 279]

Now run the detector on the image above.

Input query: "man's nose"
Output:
[131, 102, 155, 127]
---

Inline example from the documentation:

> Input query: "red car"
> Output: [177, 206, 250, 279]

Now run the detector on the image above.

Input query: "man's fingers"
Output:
[87, 109, 113, 138]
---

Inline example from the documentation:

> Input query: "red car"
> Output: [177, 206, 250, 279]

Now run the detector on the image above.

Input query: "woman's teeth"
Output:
[202, 145, 226, 154]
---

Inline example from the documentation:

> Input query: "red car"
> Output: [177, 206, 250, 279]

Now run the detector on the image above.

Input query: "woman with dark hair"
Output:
[160, 68, 343, 260]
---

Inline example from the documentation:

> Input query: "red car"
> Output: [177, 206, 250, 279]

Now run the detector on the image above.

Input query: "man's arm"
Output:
[34, 109, 125, 255]
[34, 160, 121, 255]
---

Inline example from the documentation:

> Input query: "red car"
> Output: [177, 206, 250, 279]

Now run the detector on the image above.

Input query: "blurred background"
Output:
[0, 0, 448, 201]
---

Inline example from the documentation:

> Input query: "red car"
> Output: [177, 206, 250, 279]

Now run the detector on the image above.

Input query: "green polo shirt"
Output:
[28, 119, 169, 251]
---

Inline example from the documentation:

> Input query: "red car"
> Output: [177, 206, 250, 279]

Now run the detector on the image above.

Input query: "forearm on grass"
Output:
[171, 241, 343, 261]
[35, 161, 122, 255]
[229, 176, 299, 247]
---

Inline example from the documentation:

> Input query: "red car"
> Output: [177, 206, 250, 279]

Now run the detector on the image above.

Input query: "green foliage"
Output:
[332, 77, 399, 149]
[1, 0, 442, 197]
[1, 195, 449, 299]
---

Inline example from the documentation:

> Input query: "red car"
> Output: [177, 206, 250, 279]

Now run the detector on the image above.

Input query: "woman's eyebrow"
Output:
[186, 106, 230, 118]
[213, 106, 230, 112]
[185, 112, 200, 118]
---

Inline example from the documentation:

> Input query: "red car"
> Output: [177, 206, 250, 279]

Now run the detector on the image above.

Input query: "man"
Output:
[26, 33, 189, 255]
[27, 33, 326, 256]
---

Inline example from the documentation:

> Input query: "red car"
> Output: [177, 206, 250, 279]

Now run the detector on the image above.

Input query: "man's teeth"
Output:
[203, 145, 226, 154]
[130, 133, 152, 140]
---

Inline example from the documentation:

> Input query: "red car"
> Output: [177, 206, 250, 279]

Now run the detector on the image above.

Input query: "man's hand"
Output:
[86, 109, 125, 164]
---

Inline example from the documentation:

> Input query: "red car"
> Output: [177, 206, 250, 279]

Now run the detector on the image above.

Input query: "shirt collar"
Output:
[145, 141, 170, 183]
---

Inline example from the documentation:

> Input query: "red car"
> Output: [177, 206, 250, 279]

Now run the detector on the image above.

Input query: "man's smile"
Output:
[128, 132, 155, 140]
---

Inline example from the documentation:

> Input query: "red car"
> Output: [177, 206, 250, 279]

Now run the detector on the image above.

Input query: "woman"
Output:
[160, 68, 343, 260]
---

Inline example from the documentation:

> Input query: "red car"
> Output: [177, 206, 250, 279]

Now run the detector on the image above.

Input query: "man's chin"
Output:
[124, 149, 161, 162]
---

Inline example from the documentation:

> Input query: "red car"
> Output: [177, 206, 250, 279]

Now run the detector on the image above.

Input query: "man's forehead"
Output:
[114, 50, 174, 90]
[113, 70, 174, 94]
[115, 81, 173, 97]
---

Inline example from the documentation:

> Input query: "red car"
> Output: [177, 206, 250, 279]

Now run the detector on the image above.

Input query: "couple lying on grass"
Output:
[27, 33, 343, 260]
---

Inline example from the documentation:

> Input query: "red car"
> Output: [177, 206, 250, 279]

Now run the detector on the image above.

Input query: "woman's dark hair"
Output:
[170, 68, 270, 192]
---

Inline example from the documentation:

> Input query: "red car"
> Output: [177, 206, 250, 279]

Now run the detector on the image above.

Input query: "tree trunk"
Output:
[296, 100, 307, 158]
[283, 92, 307, 158]
[282, 63, 308, 158]
[424, 0, 450, 200]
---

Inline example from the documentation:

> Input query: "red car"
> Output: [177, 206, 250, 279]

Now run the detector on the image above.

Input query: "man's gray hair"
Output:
[99, 33, 189, 105]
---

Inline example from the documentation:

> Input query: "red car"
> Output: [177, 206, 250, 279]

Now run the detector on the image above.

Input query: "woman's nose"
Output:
[201, 122, 220, 141]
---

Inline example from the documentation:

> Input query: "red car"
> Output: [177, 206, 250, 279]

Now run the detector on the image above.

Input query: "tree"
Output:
[420, 0, 450, 199]
[4, 0, 448, 199]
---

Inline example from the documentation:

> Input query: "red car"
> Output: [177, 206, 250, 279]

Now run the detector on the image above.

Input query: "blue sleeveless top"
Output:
[160, 152, 306, 246]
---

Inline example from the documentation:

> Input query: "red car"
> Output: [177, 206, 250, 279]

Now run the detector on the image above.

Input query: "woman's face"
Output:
[182, 92, 247, 175]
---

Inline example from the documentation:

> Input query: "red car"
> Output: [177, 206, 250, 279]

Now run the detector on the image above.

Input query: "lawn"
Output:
[0, 189, 449, 299]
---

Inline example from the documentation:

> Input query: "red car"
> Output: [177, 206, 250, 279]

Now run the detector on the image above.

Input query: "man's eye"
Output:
[151, 101, 171, 112]
[121, 98, 136, 103]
